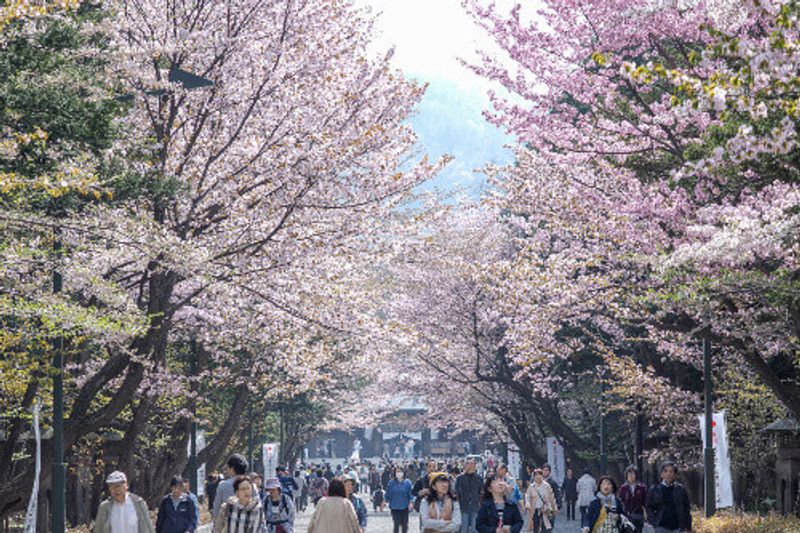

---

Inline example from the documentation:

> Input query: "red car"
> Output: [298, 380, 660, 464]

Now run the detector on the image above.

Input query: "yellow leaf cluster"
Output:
[0, 0, 80, 32]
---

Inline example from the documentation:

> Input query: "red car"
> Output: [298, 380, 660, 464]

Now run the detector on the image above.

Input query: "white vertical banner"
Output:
[23, 400, 41, 533]
[546, 437, 566, 485]
[507, 442, 521, 479]
[263, 442, 280, 478]
[698, 410, 734, 508]
[196, 431, 206, 497]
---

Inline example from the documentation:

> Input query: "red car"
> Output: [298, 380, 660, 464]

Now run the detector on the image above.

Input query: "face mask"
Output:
[396, 472, 404, 480]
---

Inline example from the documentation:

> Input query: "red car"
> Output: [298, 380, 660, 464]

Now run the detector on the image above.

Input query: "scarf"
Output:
[224, 496, 264, 533]
[596, 492, 617, 508]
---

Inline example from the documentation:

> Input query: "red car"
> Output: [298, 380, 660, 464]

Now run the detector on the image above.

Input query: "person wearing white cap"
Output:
[93, 471, 154, 533]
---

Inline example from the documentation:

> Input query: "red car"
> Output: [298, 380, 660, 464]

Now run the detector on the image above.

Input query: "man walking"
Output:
[455, 459, 482, 533]
[562, 468, 578, 522]
[497, 464, 522, 507]
[212, 454, 248, 519]
[645, 461, 692, 533]
[542, 464, 561, 529]
[94, 471, 154, 533]
[156, 476, 197, 533]
[182, 478, 200, 527]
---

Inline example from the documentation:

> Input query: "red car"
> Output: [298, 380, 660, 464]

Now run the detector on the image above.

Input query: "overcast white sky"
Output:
[355, 0, 530, 194]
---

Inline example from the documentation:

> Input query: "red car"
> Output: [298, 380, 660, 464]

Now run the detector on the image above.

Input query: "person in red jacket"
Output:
[618, 466, 647, 533]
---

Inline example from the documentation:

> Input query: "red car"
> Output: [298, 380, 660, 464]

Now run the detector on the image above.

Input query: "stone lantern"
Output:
[761, 418, 800, 516]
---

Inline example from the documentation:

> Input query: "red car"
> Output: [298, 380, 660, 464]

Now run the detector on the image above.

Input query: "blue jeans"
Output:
[460, 510, 478, 533]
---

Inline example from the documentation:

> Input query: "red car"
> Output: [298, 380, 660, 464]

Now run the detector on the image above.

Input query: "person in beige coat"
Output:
[526, 469, 557, 532]
[93, 471, 154, 533]
[306, 478, 361, 533]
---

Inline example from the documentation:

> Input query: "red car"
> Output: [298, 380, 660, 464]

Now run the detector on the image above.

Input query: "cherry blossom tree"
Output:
[458, 0, 800, 472]
[2, 0, 446, 515]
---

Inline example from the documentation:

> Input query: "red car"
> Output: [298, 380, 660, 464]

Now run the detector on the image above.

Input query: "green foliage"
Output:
[0, 2, 137, 450]
[0, 3, 126, 209]
[717, 366, 786, 511]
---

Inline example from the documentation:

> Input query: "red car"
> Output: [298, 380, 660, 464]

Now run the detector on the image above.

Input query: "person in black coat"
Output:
[562, 468, 578, 521]
[206, 472, 220, 512]
[412, 459, 437, 509]
[476, 475, 524, 533]
[645, 462, 692, 533]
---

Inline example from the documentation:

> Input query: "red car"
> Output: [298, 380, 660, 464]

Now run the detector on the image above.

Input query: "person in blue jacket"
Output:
[581, 476, 632, 533]
[476, 474, 523, 533]
[182, 478, 201, 528]
[385, 466, 413, 533]
[156, 476, 197, 533]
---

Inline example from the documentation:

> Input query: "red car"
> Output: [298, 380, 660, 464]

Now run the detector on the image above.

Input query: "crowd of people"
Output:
[90, 453, 692, 533]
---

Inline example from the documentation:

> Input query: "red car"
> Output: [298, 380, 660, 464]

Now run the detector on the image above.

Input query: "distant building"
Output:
[306, 400, 487, 461]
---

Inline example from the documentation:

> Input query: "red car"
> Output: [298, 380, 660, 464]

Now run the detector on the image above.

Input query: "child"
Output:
[371, 486, 385, 512]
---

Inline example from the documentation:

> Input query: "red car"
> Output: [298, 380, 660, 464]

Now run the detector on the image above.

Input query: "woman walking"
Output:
[581, 476, 632, 533]
[618, 467, 646, 533]
[385, 466, 414, 533]
[476, 475, 524, 533]
[526, 468, 556, 533]
[306, 478, 361, 533]
[212, 476, 266, 533]
[419, 472, 461, 532]
[263, 478, 294, 533]
[562, 468, 578, 522]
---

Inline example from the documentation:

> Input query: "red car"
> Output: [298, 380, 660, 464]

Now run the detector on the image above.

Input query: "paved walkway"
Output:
[199, 496, 583, 532]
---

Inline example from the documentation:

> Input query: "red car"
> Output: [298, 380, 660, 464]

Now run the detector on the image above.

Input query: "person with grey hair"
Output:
[94, 471, 154, 533]
[645, 462, 692, 533]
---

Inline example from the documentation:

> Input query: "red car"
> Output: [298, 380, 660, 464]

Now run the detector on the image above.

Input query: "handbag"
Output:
[619, 514, 636, 533]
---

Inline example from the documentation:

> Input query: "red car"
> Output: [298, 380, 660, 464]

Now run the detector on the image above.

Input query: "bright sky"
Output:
[355, 0, 527, 195]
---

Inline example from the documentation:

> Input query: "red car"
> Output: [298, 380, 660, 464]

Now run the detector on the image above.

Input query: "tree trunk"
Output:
[195, 384, 250, 472]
